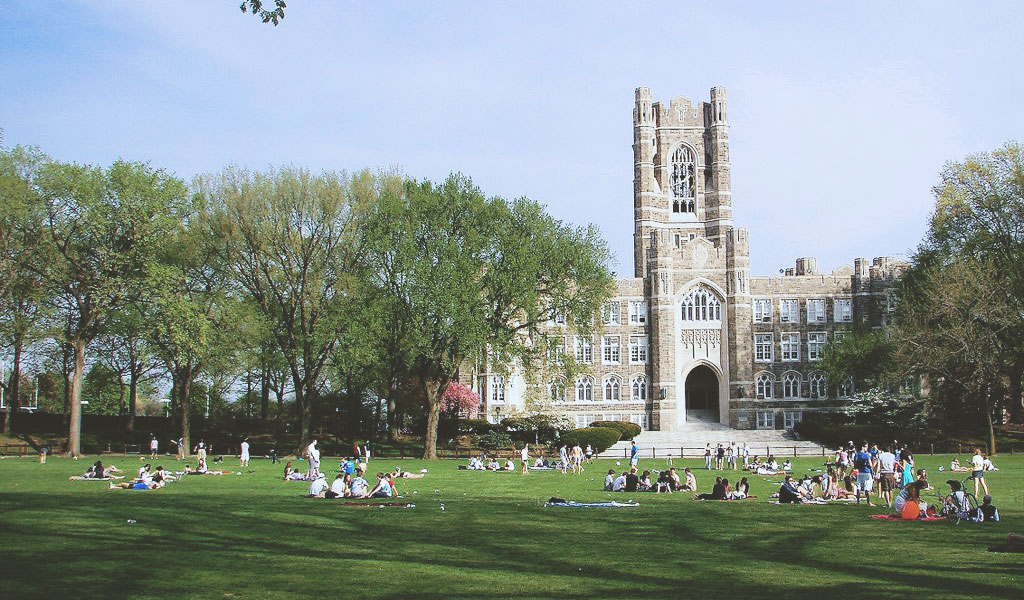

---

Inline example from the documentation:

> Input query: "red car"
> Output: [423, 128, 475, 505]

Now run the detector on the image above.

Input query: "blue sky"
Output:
[2, 1, 1022, 276]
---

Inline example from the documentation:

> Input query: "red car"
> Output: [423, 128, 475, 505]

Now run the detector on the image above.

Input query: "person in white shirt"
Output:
[971, 447, 989, 497]
[982, 456, 998, 471]
[520, 444, 529, 475]
[240, 438, 251, 467]
[612, 472, 627, 491]
[327, 474, 348, 498]
[307, 474, 328, 498]
[877, 446, 898, 508]
[604, 469, 616, 491]
[150, 436, 159, 459]
[369, 472, 393, 498]
[350, 474, 369, 498]
[305, 440, 321, 479]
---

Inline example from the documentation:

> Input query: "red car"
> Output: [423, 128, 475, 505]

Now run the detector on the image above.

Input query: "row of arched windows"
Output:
[754, 372, 853, 399]
[551, 374, 648, 403]
[681, 287, 721, 322]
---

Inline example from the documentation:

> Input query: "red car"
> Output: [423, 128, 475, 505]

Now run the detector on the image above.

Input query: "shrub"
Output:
[588, 420, 641, 440]
[458, 419, 493, 435]
[473, 430, 513, 450]
[559, 427, 622, 453]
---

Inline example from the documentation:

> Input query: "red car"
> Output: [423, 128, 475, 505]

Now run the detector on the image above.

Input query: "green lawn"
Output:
[1, 453, 1022, 599]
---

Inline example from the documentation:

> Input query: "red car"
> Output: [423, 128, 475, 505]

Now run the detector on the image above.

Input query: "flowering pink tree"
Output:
[442, 381, 481, 418]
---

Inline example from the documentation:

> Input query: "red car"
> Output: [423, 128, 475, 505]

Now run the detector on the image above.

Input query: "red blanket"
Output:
[869, 514, 944, 522]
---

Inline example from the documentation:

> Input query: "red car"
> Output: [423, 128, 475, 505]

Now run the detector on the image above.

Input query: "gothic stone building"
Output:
[478, 87, 905, 431]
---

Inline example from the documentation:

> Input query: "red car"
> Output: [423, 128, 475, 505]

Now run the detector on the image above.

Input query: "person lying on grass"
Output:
[950, 458, 969, 472]
[392, 466, 425, 479]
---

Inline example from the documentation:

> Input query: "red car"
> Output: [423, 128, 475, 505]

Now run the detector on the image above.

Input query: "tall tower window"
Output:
[680, 287, 721, 322]
[670, 145, 696, 213]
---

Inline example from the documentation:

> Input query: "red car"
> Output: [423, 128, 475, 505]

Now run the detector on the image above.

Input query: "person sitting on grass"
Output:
[612, 471, 627, 492]
[350, 472, 370, 498]
[307, 473, 328, 498]
[777, 476, 805, 504]
[152, 466, 175, 483]
[835, 476, 856, 499]
[486, 458, 500, 471]
[368, 472, 394, 498]
[695, 477, 728, 501]
[604, 469, 616, 491]
[534, 457, 545, 468]
[624, 467, 640, 492]
[667, 467, 681, 491]
[655, 470, 673, 494]
[893, 480, 927, 516]
[942, 479, 971, 515]
[916, 468, 932, 490]
[503, 458, 515, 471]
[950, 458, 969, 472]
[326, 473, 348, 499]
[730, 477, 750, 500]
[982, 456, 998, 471]
[682, 467, 697, 492]
[638, 470, 652, 491]
[979, 495, 1000, 522]
[781, 459, 793, 472]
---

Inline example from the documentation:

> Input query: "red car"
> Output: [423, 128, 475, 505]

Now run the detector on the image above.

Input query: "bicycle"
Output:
[935, 476, 980, 524]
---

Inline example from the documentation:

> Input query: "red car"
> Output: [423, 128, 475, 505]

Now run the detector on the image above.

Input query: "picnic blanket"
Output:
[69, 477, 111, 481]
[341, 502, 414, 508]
[869, 514, 945, 522]
[546, 501, 639, 508]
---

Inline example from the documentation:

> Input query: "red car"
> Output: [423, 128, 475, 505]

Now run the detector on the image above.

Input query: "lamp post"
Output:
[160, 398, 171, 418]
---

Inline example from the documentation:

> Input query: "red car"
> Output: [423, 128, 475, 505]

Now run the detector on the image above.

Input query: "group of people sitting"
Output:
[743, 456, 791, 475]
[694, 476, 751, 500]
[109, 463, 176, 490]
[466, 455, 516, 471]
[307, 470, 396, 499]
[604, 466, 698, 494]
[949, 455, 998, 472]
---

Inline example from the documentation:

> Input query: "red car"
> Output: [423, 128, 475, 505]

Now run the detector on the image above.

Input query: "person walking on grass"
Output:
[630, 441, 639, 469]
[240, 438, 251, 468]
[971, 447, 990, 498]
[571, 443, 584, 474]
[521, 443, 529, 475]
[150, 436, 159, 459]
[559, 443, 569, 474]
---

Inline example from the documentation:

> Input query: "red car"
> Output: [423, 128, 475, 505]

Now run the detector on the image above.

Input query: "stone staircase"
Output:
[597, 412, 827, 460]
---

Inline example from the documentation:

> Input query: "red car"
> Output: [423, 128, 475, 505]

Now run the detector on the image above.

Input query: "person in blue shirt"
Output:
[854, 443, 875, 506]
[629, 441, 639, 467]
[341, 458, 356, 475]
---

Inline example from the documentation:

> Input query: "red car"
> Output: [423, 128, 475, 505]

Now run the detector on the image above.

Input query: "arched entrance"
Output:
[685, 365, 719, 422]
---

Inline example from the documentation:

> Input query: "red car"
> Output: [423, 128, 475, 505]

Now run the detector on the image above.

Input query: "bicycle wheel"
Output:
[964, 492, 980, 522]
[944, 501, 960, 524]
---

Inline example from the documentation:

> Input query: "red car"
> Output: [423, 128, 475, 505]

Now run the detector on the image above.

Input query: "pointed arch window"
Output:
[549, 378, 566, 403]
[575, 376, 593, 402]
[755, 372, 775, 399]
[783, 372, 801, 399]
[631, 375, 648, 401]
[603, 375, 621, 401]
[670, 145, 696, 213]
[680, 287, 721, 322]
[808, 373, 827, 399]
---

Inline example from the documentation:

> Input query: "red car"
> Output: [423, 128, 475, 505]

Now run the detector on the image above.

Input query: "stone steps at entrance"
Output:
[598, 424, 828, 459]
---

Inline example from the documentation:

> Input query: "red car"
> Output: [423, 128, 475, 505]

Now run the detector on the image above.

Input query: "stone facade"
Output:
[476, 87, 905, 432]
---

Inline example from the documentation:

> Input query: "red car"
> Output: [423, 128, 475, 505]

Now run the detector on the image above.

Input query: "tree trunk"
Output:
[4, 339, 23, 434]
[66, 338, 86, 458]
[127, 369, 139, 432]
[1008, 359, 1023, 424]
[293, 382, 313, 456]
[260, 365, 270, 422]
[387, 388, 399, 443]
[983, 385, 996, 456]
[178, 364, 193, 456]
[421, 377, 450, 460]
[62, 341, 71, 427]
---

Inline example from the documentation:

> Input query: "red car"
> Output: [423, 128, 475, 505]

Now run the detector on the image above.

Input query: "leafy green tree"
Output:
[240, 0, 286, 25]
[37, 160, 186, 456]
[820, 330, 894, 396]
[94, 309, 161, 429]
[204, 166, 372, 453]
[0, 146, 51, 432]
[923, 141, 1024, 423]
[81, 362, 124, 416]
[366, 174, 612, 459]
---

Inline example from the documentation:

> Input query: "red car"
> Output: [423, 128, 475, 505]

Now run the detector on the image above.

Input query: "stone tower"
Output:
[634, 86, 750, 429]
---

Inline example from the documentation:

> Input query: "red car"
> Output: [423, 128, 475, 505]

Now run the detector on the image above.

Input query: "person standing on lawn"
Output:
[520, 443, 529, 475]
[150, 436, 159, 459]
[971, 447, 990, 498]
[629, 441, 639, 468]
[877, 444, 897, 508]
[854, 443, 875, 507]
[240, 438, 251, 468]
[559, 443, 569, 474]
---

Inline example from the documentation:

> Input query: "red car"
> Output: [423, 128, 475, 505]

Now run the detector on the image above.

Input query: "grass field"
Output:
[1, 453, 1022, 599]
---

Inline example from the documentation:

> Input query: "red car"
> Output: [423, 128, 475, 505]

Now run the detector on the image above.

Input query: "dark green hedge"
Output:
[559, 427, 622, 453]
[588, 420, 641, 440]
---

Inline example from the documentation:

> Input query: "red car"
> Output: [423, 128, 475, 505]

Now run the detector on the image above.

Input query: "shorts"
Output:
[856, 472, 874, 492]
[879, 474, 897, 492]
[971, 470, 984, 480]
